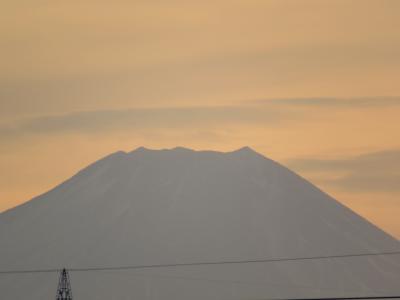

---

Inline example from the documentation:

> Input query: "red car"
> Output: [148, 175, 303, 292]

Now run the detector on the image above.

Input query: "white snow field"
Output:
[0, 147, 399, 299]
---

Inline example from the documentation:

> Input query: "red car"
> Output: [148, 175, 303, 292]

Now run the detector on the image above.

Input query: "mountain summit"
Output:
[1, 147, 399, 299]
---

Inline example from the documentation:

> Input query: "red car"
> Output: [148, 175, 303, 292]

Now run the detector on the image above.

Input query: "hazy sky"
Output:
[1, 0, 399, 238]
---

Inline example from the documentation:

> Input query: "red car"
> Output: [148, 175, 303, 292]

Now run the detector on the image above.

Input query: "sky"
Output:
[1, 0, 399, 238]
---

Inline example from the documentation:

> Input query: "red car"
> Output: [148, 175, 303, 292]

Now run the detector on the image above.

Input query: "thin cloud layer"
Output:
[2, 1, 400, 118]
[288, 149, 400, 193]
[253, 97, 400, 108]
[2, 97, 400, 141]
[0, 104, 296, 140]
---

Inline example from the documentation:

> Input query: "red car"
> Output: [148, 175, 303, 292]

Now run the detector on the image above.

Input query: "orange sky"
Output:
[1, 1, 399, 238]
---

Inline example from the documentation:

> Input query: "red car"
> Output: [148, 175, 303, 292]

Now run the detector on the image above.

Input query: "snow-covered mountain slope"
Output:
[1, 147, 399, 299]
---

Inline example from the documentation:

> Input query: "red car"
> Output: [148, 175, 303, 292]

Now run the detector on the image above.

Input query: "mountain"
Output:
[0, 147, 399, 299]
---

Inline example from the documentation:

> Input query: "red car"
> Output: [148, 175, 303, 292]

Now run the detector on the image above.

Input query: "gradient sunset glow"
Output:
[1, 1, 399, 238]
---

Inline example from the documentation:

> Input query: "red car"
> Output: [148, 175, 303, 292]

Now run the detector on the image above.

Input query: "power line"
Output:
[1, 250, 399, 275]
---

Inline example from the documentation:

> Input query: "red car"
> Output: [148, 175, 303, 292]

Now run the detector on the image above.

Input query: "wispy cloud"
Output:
[0, 104, 297, 140]
[287, 149, 400, 192]
[252, 97, 400, 108]
[2, 96, 400, 141]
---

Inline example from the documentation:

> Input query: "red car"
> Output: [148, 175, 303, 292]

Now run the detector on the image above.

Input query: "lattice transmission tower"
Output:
[56, 268, 73, 300]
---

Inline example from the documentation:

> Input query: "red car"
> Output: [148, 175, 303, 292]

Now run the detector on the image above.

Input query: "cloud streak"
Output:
[0, 104, 297, 140]
[2, 96, 400, 142]
[252, 97, 400, 108]
[287, 149, 400, 193]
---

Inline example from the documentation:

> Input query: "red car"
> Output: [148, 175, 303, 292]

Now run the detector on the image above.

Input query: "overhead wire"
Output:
[1, 250, 399, 275]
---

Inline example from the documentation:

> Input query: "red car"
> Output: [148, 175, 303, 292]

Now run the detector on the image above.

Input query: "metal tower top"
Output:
[56, 268, 73, 300]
